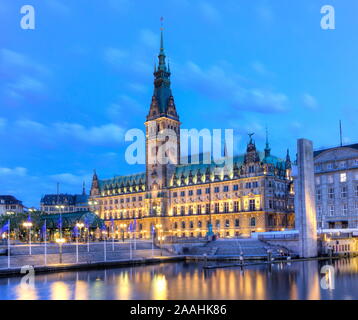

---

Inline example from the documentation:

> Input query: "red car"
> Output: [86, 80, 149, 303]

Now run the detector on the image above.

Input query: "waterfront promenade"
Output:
[0, 240, 174, 272]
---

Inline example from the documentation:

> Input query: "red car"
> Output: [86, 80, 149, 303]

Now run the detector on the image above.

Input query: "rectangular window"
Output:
[188, 190, 193, 196]
[252, 181, 259, 188]
[180, 191, 185, 197]
[342, 204, 348, 216]
[249, 199, 255, 211]
[341, 186, 348, 198]
[317, 206, 322, 216]
[235, 219, 240, 227]
[189, 205, 193, 214]
[234, 201, 239, 212]
[233, 185, 239, 191]
[205, 203, 210, 214]
[197, 205, 202, 214]
[245, 182, 251, 189]
[173, 192, 177, 198]
[180, 206, 185, 215]
[316, 189, 322, 201]
[223, 186, 229, 192]
[329, 205, 334, 216]
[214, 187, 220, 193]
[205, 188, 210, 194]
[224, 202, 229, 213]
[215, 203, 220, 213]
[315, 177, 321, 185]
[327, 175, 334, 184]
[196, 189, 202, 195]
[355, 185, 358, 197]
[328, 188, 335, 199]
[340, 172, 347, 183]
[225, 219, 230, 228]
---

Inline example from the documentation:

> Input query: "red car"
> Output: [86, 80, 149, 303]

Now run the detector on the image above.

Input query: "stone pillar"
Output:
[294, 139, 318, 258]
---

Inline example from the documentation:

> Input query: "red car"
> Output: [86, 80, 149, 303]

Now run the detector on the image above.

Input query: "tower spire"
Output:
[264, 126, 271, 157]
[158, 17, 166, 71]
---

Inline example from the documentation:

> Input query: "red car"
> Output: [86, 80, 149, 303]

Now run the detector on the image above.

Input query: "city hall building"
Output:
[89, 32, 295, 239]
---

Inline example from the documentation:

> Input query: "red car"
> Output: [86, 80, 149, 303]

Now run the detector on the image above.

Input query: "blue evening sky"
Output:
[1, 0, 357, 207]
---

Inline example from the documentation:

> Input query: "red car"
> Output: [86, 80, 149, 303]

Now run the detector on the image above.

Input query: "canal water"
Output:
[0, 258, 357, 300]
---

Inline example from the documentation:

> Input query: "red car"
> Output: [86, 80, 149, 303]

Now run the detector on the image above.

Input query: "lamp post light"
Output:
[76, 222, 84, 241]
[156, 224, 163, 256]
[120, 223, 127, 242]
[22, 221, 33, 255]
[55, 205, 65, 239]
[56, 237, 66, 264]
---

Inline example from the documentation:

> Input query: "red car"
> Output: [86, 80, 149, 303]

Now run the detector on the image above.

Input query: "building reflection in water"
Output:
[1, 258, 358, 300]
[51, 282, 70, 300]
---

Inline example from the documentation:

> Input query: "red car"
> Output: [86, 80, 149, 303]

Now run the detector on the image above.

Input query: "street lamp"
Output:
[56, 237, 66, 264]
[120, 223, 127, 242]
[156, 224, 163, 256]
[76, 222, 84, 241]
[55, 205, 65, 239]
[23, 221, 33, 255]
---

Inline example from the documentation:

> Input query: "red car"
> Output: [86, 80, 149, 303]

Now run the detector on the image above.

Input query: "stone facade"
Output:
[89, 31, 295, 239]
[314, 144, 358, 229]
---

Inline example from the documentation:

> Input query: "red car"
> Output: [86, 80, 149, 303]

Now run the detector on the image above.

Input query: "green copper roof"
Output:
[41, 211, 104, 229]
[99, 172, 146, 191]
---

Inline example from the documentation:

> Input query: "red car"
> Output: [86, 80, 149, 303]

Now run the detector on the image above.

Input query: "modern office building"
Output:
[314, 143, 358, 229]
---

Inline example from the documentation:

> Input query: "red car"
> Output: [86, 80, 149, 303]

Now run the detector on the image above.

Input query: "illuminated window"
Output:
[340, 173, 347, 183]
[215, 203, 219, 213]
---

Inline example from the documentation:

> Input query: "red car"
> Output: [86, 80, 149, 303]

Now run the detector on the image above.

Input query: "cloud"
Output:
[198, 2, 221, 23]
[256, 4, 274, 24]
[251, 61, 274, 77]
[0, 118, 6, 130]
[50, 173, 90, 186]
[45, 0, 71, 16]
[302, 93, 318, 110]
[0, 49, 49, 76]
[104, 47, 128, 67]
[140, 29, 159, 49]
[0, 118, 125, 147]
[8, 75, 46, 95]
[107, 95, 142, 119]
[178, 61, 288, 114]
[54, 122, 124, 144]
[0, 167, 28, 177]
[1, 49, 50, 104]
[107, 0, 131, 13]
